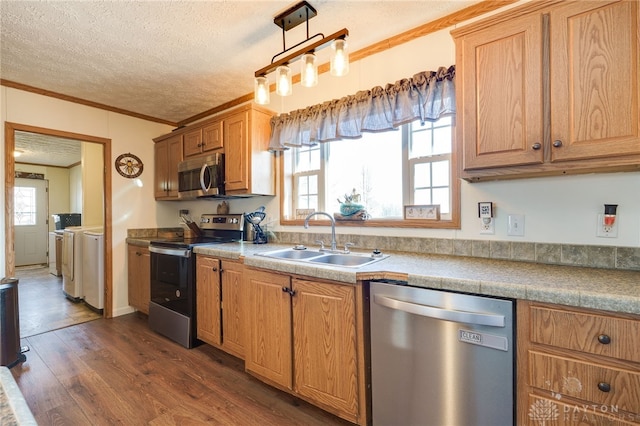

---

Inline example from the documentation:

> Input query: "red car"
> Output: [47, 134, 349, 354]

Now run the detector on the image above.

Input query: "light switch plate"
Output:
[507, 214, 525, 236]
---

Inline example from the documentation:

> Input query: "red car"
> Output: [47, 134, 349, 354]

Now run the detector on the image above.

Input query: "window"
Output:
[14, 186, 37, 226]
[281, 116, 459, 227]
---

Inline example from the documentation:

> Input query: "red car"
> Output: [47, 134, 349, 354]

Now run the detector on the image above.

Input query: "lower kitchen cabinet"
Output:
[517, 301, 640, 425]
[127, 244, 150, 314]
[244, 267, 367, 425]
[196, 256, 246, 358]
[196, 256, 222, 346]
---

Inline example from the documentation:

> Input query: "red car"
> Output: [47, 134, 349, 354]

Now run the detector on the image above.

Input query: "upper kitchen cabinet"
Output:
[224, 104, 275, 196]
[453, 0, 640, 181]
[183, 120, 223, 158]
[154, 133, 182, 199]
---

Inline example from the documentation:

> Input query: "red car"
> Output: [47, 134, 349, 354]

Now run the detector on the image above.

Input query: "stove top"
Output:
[150, 213, 244, 250]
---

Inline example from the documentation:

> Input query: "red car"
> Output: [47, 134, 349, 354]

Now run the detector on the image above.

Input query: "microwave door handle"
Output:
[200, 163, 212, 193]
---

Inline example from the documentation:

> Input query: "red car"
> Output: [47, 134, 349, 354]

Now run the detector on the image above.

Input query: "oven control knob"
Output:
[175, 290, 181, 297]
[231, 218, 238, 224]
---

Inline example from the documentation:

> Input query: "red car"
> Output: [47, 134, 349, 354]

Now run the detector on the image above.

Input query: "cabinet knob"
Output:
[552, 140, 563, 148]
[597, 334, 611, 344]
[531, 142, 542, 150]
[597, 382, 611, 393]
[136, 252, 143, 256]
[211, 267, 218, 272]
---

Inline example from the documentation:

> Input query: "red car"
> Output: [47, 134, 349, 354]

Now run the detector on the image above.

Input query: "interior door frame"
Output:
[4, 122, 113, 319]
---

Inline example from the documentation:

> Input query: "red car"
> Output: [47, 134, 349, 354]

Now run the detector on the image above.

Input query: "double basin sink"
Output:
[257, 247, 389, 268]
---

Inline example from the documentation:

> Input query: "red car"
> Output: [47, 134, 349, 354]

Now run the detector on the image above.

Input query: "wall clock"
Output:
[115, 153, 144, 178]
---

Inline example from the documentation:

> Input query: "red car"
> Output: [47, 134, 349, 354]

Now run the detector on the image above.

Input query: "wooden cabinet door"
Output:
[166, 135, 182, 198]
[196, 256, 221, 346]
[202, 121, 223, 153]
[292, 279, 359, 420]
[183, 128, 203, 158]
[224, 110, 249, 192]
[457, 12, 543, 170]
[244, 268, 292, 390]
[154, 135, 182, 199]
[549, 1, 640, 162]
[127, 245, 150, 314]
[221, 260, 245, 358]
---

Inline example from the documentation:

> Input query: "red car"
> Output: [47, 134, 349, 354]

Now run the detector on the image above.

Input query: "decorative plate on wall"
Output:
[115, 153, 143, 178]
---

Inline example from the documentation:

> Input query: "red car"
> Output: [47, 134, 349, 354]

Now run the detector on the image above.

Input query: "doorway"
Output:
[14, 177, 49, 266]
[4, 122, 113, 319]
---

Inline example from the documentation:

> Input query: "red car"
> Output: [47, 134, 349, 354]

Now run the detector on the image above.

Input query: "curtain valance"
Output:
[269, 65, 455, 151]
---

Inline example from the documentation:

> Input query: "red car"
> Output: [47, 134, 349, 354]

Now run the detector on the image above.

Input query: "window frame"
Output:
[279, 117, 460, 229]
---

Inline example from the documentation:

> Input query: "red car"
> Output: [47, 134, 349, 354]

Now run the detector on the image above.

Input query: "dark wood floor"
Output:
[16, 265, 102, 337]
[11, 313, 353, 425]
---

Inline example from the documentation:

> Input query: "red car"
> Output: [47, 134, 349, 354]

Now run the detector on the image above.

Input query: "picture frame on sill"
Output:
[404, 204, 440, 220]
[296, 208, 315, 220]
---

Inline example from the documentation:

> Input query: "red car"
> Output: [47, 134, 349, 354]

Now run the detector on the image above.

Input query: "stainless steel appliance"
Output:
[148, 214, 243, 348]
[369, 281, 515, 426]
[177, 154, 225, 200]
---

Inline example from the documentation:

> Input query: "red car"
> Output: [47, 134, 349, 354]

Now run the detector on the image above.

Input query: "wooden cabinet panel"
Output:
[529, 351, 640, 414]
[154, 134, 182, 199]
[224, 110, 249, 192]
[459, 12, 543, 170]
[292, 279, 359, 421]
[183, 128, 203, 158]
[550, 1, 640, 162]
[530, 306, 640, 363]
[184, 121, 223, 158]
[196, 256, 221, 346]
[221, 260, 245, 358]
[244, 268, 292, 390]
[127, 245, 150, 314]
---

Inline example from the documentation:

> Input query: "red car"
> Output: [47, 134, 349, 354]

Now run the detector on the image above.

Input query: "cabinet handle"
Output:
[282, 287, 296, 296]
[552, 140, 563, 148]
[136, 252, 143, 256]
[531, 142, 542, 150]
[597, 382, 611, 393]
[597, 334, 611, 345]
[211, 267, 218, 272]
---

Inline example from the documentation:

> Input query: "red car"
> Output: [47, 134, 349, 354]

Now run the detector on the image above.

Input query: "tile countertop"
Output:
[128, 239, 640, 315]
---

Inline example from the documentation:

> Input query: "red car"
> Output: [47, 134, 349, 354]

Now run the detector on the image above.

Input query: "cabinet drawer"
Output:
[527, 394, 638, 426]
[529, 351, 640, 415]
[530, 306, 640, 363]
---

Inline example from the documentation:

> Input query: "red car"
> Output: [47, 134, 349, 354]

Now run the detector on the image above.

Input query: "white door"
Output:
[14, 178, 49, 266]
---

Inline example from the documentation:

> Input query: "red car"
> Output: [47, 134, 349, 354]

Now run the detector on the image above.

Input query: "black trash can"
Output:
[0, 277, 27, 368]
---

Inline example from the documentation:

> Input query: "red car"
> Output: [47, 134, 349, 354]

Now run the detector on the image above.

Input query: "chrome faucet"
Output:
[304, 211, 337, 252]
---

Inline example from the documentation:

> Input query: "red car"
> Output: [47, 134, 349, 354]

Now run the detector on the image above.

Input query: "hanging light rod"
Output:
[254, 1, 350, 104]
[254, 28, 349, 78]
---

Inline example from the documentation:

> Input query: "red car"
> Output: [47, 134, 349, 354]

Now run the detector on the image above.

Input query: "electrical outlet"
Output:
[480, 218, 495, 234]
[596, 214, 618, 238]
[507, 214, 525, 236]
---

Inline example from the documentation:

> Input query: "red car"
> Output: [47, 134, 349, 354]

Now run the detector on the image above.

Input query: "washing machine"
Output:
[61, 226, 102, 301]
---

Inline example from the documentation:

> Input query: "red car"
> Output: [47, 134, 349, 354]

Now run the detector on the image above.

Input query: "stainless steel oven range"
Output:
[148, 214, 244, 348]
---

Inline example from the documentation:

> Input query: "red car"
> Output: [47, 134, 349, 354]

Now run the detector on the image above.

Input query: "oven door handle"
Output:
[149, 245, 191, 258]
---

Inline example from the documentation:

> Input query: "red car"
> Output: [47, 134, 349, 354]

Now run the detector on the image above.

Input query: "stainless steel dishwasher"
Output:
[369, 281, 515, 426]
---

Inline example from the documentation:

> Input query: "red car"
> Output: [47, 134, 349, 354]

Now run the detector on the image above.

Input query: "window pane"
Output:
[410, 128, 432, 158]
[326, 132, 403, 218]
[14, 186, 37, 226]
[433, 188, 450, 214]
[414, 163, 431, 189]
[295, 146, 320, 172]
[432, 161, 450, 187]
[414, 189, 431, 204]
[433, 127, 452, 155]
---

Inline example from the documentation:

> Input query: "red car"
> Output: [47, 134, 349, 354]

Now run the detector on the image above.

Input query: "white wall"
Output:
[0, 86, 174, 316]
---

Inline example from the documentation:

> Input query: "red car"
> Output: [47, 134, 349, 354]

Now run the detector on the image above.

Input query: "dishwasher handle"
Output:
[374, 294, 505, 327]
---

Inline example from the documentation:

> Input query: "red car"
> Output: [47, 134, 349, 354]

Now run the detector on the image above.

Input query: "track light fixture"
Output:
[254, 1, 349, 105]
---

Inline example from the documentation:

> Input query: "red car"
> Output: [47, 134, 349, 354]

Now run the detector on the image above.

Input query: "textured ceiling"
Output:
[1, 0, 478, 126]
[14, 131, 81, 168]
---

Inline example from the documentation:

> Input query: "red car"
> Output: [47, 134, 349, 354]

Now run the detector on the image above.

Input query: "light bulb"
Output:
[254, 76, 270, 105]
[301, 53, 318, 87]
[276, 65, 292, 96]
[330, 38, 349, 77]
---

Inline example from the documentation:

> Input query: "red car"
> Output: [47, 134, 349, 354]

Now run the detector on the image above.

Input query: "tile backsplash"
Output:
[273, 231, 640, 271]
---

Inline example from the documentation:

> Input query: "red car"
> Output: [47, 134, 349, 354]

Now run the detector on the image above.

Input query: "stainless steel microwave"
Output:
[177, 154, 225, 200]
